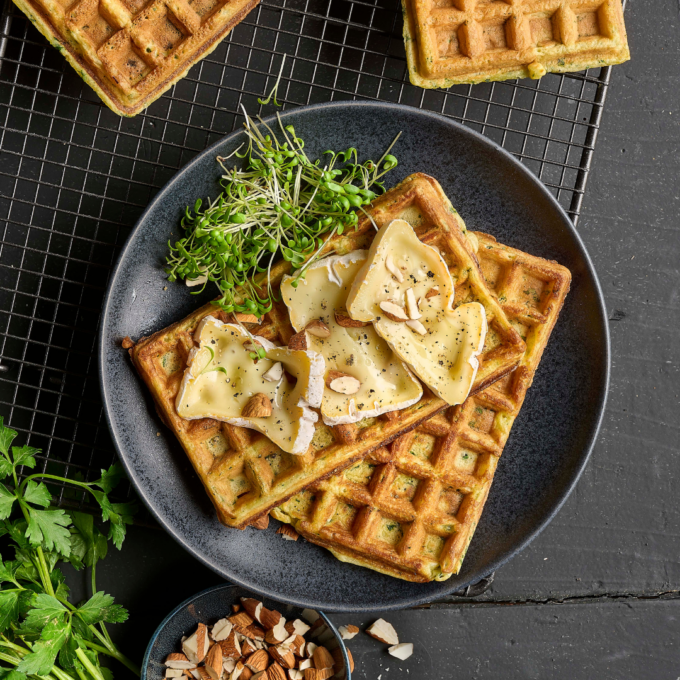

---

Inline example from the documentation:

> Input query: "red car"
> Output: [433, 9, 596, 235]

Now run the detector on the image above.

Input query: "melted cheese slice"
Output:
[281, 251, 423, 426]
[346, 219, 487, 405]
[175, 316, 325, 454]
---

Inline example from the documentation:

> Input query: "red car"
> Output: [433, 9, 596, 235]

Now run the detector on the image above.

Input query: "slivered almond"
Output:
[276, 525, 299, 541]
[379, 300, 408, 321]
[425, 286, 439, 299]
[204, 643, 223, 680]
[245, 650, 269, 673]
[385, 254, 404, 283]
[337, 625, 359, 640]
[326, 370, 361, 395]
[263, 362, 284, 382]
[366, 618, 399, 645]
[165, 653, 197, 670]
[311, 647, 333, 671]
[288, 330, 308, 351]
[406, 319, 427, 336]
[285, 620, 311, 637]
[305, 319, 331, 338]
[405, 287, 421, 320]
[259, 608, 283, 630]
[242, 393, 272, 418]
[267, 663, 287, 680]
[334, 310, 369, 328]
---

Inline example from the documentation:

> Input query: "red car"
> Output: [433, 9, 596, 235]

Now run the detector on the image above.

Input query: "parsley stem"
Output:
[37, 546, 55, 597]
[75, 648, 106, 680]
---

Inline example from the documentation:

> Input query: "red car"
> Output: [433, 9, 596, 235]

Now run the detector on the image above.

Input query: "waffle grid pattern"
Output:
[273, 230, 571, 581]
[130, 175, 525, 528]
[0, 0, 615, 515]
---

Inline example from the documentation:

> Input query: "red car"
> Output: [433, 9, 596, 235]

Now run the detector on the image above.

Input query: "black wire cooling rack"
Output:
[0, 0, 614, 512]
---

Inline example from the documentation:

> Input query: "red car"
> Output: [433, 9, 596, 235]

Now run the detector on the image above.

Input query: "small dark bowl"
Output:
[142, 584, 352, 680]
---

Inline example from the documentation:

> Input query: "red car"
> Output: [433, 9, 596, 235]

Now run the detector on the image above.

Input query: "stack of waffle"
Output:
[131, 173, 571, 581]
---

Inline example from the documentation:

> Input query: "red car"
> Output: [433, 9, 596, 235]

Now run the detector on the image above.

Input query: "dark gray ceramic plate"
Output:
[99, 101, 609, 611]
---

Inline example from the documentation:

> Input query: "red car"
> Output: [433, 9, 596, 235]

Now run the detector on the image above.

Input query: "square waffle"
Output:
[403, 0, 629, 89]
[13, 0, 259, 116]
[272, 230, 571, 581]
[129, 173, 525, 529]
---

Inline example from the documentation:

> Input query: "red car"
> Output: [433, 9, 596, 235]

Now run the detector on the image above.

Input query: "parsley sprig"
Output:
[165, 110, 400, 317]
[0, 418, 139, 680]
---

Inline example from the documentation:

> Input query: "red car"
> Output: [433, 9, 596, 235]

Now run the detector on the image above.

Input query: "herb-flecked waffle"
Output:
[403, 0, 629, 89]
[129, 173, 525, 529]
[272, 231, 571, 581]
[13, 0, 259, 116]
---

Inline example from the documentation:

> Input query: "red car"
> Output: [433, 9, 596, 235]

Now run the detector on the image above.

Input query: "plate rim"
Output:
[99, 100, 610, 611]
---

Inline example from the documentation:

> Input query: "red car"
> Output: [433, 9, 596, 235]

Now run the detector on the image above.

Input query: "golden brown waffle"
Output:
[130, 173, 525, 529]
[272, 231, 571, 582]
[403, 0, 629, 89]
[13, 0, 259, 116]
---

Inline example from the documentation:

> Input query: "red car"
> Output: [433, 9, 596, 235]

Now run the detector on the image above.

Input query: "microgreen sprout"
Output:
[165, 109, 401, 317]
[258, 54, 286, 107]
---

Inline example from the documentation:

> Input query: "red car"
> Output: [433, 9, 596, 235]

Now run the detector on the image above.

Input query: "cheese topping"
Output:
[346, 219, 487, 405]
[175, 316, 325, 454]
[281, 251, 423, 425]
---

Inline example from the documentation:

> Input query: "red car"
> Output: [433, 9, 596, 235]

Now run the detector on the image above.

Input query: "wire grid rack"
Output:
[0, 0, 613, 514]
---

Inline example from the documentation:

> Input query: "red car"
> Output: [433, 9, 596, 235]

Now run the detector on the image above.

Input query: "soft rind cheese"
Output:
[346, 219, 487, 405]
[281, 251, 423, 426]
[175, 316, 325, 454]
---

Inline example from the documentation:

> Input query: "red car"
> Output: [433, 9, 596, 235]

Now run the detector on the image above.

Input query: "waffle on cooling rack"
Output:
[130, 173, 525, 529]
[403, 0, 629, 89]
[272, 231, 571, 582]
[12, 0, 258, 116]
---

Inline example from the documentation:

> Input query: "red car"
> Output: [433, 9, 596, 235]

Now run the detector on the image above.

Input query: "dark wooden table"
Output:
[58, 0, 680, 677]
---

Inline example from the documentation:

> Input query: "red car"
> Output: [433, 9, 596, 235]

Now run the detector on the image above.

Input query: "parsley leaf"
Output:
[0, 457, 12, 479]
[0, 669, 27, 680]
[77, 591, 128, 625]
[0, 590, 20, 632]
[25, 509, 72, 555]
[94, 464, 125, 494]
[23, 480, 51, 508]
[12, 445, 39, 470]
[0, 557, 19, 584]
[17, 615, 71, 675]
[0, 417, 17, 455]
[19, 593, 67, 632]
[0, 484, 16, 519]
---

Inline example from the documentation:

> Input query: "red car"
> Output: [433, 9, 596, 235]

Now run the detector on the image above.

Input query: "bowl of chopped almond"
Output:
[142, 584, 353, 680]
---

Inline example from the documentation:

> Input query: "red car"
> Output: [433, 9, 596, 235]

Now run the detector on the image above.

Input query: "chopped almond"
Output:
[242, 393, 272, 418]
[385, 254, 404, 283]
[165, 653, 197, 670]
[379, 300, 408, 321]
[337, 625, 359, 640]
[196, 668, 211, 680]
[204, 643, 223, 680]
[240, 668, 253, 680]
[219, 630, 242, 659]
[405, 288, 421, 320]
[406, 319, 427, 335]
[314, 669, 333, 680]
[334, 310, 369, 328]
[233, 313, 260, 324]
[302, 669, 317, 680]
[165, 669, 184, 678]
[304, 642, 317, 659]
[266, 662, 287, 680]
[298, 660, 312, 671]
[305, 319, 331, 338]
[425, 286, 439, 299]
[269, 646, 296, 669]
[232, 604, 242, 614]
[276, 525, 299, 541]
[241, 639, 256, 657]
[265, 618, 288, 645]
[311, 647, 334, 671]
[326, 370, 361, 395]
[288, 330, 308, 351]
[288, 671, 303, 680]
[245, 649, 269, 673]
[182, 624, 209, 664]
[224, 659, 237, 674]
[285, 620, 311, 638]
[212, 619, 233, 642]
[366, 618, 399, 645]
[241, 598, 264, 622]
[263, 362, 284, 382]
[388, 642, 413, 660]
[286, 634, 305, 657]
[259, 608, 283, 630]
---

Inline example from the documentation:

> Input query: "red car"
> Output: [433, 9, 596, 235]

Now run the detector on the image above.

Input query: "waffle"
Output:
[272, 231, 571, 582]
[129, 173, 525, 529]
[13, 0, 259, 116]
[403, 0, 629, 89]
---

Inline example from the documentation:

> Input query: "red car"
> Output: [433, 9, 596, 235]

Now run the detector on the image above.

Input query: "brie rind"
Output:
[346, 219, 487, 405]
[175, 316, 325, 454]
[281, 251, 422, 426]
